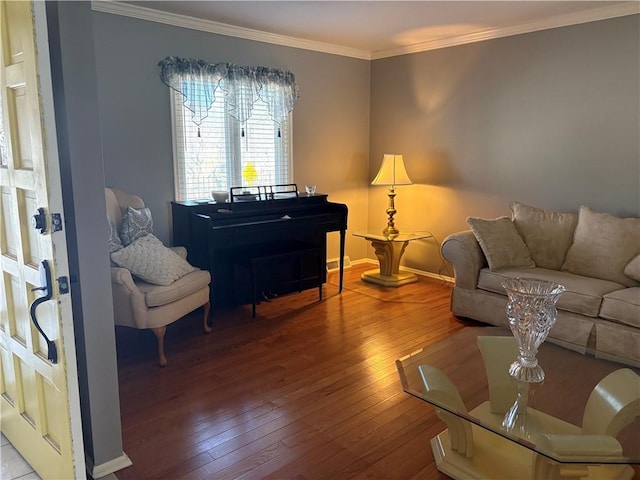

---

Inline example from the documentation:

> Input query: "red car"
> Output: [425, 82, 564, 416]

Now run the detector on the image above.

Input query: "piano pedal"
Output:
[259, 290, 278, 302]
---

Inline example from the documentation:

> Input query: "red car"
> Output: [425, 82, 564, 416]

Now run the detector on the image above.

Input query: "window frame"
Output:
[170, 89, 294, 202]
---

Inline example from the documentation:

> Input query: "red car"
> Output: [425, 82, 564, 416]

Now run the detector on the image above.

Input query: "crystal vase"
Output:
[502, 278, 566, 383]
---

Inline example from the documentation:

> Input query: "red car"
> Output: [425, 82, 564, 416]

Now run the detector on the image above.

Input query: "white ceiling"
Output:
[112, 1, 639, 59]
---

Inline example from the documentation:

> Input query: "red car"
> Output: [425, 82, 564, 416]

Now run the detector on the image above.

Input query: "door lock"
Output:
[32, 207, 47, 234]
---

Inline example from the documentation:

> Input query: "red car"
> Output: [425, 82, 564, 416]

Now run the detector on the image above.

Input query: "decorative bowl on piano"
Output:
[211, 190, 228, 203]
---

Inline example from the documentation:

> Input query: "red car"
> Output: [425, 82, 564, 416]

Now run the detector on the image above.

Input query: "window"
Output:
[159, 58, 299, 202]
[172, 89, 291, 201]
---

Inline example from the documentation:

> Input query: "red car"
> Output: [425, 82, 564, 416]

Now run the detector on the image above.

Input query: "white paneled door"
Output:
[0, 2, 84, 479]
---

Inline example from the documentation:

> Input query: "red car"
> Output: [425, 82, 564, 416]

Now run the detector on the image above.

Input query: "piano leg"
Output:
[318, 250, 323, 301]
[339, 229, 346, 293]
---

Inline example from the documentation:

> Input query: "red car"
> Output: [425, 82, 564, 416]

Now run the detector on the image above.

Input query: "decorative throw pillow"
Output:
[562, 206, 640, 287]
[624, 254, 640, 282]
[467, 216, 535, 271]
[107, 215, 124, 267]
[509, 201, 578, 270]
[110, 234, 196, 286]
[120, 206, 153, 245]
[107, 215, 124, 253]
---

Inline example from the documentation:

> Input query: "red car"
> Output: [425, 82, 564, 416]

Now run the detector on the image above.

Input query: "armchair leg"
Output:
[203, 301, 212, 334]
[152, 326, 168, 367]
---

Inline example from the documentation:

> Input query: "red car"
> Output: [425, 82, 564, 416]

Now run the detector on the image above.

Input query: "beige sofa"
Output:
[442, 202, 640, 367]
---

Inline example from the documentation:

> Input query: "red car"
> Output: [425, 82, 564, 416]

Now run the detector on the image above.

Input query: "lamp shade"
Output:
[371, 154, 412, 186]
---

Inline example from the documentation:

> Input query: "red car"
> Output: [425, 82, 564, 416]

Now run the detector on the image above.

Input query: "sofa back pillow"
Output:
[624, 254, 640, 282]
[467, 216, 535, 271]
[509, 201, 577, 270]
[561, 206, 640, 287]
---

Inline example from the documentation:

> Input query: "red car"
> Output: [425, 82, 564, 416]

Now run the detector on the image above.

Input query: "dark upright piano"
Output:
[171, 184, 348, 309]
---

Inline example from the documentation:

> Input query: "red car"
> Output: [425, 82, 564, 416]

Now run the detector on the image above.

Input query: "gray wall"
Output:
[370, 15, 640, 275]
[46, 1, 124, 471]
[93, 11, 639, 281]
[91, 12, 371, 262]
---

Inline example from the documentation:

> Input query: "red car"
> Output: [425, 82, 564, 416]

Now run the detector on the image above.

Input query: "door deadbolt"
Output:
[32, 207, 47, 234]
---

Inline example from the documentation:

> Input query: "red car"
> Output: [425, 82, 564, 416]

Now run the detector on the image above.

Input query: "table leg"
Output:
[431, 425, 634, 480]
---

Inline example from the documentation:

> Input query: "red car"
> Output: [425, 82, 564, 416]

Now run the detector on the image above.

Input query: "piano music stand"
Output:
[230, 184, 299, 202]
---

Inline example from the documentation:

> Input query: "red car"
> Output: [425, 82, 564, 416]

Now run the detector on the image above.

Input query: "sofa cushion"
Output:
[562, 206, 640, 288]
[136, 269, 211, 307]
[120, 206, 154, 245]
[624, 254, 640, 282]
[478, 267, 625, 318]
[600, 288, 640, 328]
[466, 216, 535, 271]
[111, 234, 196, 286]
[509, 201, 577, 270]
[594, 322, 640, 367]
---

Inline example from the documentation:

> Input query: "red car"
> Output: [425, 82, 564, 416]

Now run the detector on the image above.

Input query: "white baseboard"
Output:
[350, 258, 373, 266]
[86, 452, 133, 479]
[326, 256, 351, 272]
[402, 265, 454, 284]
[353, 258, 454, 284]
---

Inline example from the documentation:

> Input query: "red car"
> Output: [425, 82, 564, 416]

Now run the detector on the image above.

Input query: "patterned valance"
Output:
[158, 56, 299, 126]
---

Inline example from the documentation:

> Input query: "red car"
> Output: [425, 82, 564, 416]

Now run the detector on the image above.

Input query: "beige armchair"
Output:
[106, 187, 211, 366]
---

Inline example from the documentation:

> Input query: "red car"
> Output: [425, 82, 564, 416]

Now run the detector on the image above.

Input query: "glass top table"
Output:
[396, 327, 640, 480]
[352, 232, 433, 243]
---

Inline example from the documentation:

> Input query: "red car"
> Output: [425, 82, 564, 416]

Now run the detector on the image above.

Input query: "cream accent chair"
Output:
[106, 187, 211, 366]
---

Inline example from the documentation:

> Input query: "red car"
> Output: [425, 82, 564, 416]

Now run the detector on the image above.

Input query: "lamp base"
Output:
[382, 225, 399, 237]
[382, 186, 400, 238]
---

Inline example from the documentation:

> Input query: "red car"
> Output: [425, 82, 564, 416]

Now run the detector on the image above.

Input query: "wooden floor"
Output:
[113, 264, 471, 480]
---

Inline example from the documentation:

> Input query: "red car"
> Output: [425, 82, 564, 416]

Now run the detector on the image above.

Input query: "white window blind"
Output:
[172, 89, 292, 202]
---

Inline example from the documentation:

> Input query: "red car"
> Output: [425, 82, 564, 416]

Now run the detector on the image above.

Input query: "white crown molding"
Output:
[92, 1, 639, 61]
[91, 1, 372, 60]
[371, 2, 640, 59]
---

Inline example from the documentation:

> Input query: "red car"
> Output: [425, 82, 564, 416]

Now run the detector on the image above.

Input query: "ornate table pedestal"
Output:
[353, 232, 432, 287]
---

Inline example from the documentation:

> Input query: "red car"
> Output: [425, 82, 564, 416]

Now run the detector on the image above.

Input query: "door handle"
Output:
[29, 260, 57, 363]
